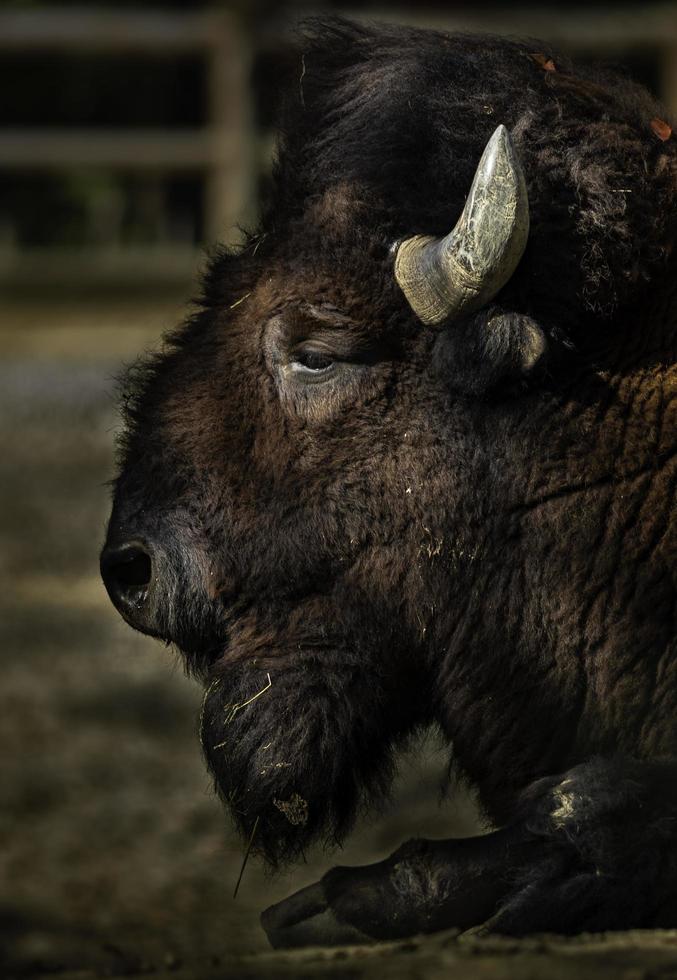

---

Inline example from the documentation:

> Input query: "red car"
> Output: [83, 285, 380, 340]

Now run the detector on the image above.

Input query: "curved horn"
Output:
[394, 125, 529, 326]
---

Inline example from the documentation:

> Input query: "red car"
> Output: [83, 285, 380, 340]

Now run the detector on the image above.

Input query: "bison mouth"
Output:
[200, 651, 415, 868]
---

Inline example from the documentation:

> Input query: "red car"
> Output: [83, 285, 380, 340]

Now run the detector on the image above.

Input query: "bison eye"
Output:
[290, 349, 336, 377]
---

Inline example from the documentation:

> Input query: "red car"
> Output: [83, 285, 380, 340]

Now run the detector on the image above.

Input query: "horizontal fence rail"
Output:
[1, 4, 675, 287]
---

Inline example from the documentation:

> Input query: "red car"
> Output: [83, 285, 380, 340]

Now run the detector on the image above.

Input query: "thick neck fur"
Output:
[427, 291, 676, 821]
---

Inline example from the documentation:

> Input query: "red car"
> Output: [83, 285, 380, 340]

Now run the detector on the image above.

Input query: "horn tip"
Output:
[490, 123, 514, 153]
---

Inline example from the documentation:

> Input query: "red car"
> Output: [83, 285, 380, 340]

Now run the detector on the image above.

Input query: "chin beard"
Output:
[200, 652, 410, 867]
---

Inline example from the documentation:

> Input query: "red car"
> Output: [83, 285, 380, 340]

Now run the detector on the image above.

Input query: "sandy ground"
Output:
[0, 295, 482, 978]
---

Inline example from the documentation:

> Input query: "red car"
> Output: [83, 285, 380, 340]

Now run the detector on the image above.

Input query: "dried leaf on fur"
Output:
[530, 52, 556, 72]
[650, 117, 672, 141]
[273, 793, 309, 826]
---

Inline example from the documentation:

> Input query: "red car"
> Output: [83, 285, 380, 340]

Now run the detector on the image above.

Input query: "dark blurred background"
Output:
[2, 1, 675, 975]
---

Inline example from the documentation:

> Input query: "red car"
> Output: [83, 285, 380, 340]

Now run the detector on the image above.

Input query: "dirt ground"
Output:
[0, 293, 482, 978]
[4, 293, 677, 980]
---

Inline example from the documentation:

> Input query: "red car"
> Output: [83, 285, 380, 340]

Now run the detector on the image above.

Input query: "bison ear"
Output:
[394, 125, 529, 326]
[432, 309, 549, 396]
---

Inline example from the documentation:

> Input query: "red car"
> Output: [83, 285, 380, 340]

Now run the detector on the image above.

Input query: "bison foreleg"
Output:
[261, 826, 535, 948]
[262, 757, 677, 948]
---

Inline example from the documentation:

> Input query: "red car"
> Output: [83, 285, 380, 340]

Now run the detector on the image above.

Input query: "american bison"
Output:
[101, 19, 677, 946]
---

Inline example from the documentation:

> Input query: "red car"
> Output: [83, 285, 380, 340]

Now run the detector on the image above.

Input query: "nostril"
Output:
[101, 542, 153, 612]
[114, 550, 151, 591]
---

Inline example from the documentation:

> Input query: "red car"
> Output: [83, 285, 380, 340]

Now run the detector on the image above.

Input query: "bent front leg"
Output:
[262, 756, 677, 948]
[261, 826, 536, 948]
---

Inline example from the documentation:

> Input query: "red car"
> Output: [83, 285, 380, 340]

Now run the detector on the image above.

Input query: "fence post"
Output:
[205, 14, 255, 248]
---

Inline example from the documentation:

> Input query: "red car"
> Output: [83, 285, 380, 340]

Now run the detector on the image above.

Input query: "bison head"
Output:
[100, 21, 676, 867]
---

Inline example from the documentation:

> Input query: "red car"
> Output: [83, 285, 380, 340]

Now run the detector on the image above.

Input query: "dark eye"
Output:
[290, 350, 335, 375]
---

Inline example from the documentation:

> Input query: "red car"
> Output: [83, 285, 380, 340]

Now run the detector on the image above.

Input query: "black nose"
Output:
[100, 540, 154, 630]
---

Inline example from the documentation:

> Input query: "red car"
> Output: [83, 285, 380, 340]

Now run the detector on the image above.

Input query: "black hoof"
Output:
[261, 881, 373, 949]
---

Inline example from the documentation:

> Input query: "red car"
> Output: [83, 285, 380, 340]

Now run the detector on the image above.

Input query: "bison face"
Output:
[102, 258, 451, 864]
[101, 130, 539, 865]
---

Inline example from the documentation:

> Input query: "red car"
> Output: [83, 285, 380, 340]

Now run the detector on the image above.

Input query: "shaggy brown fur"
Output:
[102, 19, 677, 937]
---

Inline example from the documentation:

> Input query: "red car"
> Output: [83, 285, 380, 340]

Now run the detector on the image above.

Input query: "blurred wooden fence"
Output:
[0, 4, 675, 287]
[0, 8, 254, 286]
